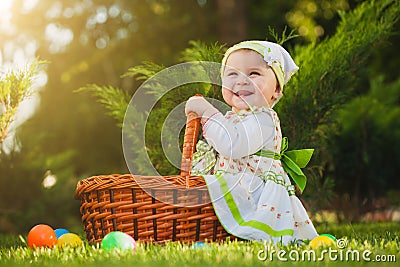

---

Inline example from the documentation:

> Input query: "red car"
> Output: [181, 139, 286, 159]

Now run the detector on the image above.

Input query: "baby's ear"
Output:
[274, 84, 282, 98]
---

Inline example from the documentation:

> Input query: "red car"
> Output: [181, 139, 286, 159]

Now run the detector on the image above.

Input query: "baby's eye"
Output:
[226, 72, 238, 77]
[249, 71, 260, 76]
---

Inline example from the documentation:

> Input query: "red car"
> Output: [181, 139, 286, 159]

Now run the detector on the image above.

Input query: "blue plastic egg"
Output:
[54, 228, 70, 239]
[191, 241, 209, 249]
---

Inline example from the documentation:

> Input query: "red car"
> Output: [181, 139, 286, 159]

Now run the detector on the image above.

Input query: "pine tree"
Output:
[79, 41, 226, 175]
[275, 0, 400, 209]
[0, 60, 45, 151]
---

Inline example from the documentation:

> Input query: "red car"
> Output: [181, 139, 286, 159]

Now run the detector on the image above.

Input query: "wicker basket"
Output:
[74, 112, 234, 244]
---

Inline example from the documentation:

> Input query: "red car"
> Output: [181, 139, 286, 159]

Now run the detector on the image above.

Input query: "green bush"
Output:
[328, 77, 400, 212]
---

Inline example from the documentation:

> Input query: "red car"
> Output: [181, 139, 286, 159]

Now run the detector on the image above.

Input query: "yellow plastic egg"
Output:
[309, 235, 336, 249]
[57, 233, 83, 248]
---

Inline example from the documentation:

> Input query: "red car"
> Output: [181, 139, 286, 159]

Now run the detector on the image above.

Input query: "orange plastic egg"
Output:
[27, 224, 57, 249]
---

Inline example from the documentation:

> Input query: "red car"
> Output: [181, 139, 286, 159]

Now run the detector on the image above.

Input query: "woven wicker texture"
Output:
[75, 112, 234, 244]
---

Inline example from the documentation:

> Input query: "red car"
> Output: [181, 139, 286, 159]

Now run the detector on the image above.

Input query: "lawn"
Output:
[0, 222, 398, 267]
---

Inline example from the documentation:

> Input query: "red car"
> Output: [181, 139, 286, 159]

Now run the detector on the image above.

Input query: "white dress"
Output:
[192, 107, 318, 244]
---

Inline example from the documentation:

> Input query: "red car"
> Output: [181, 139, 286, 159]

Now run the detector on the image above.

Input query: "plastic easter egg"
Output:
[310, 235, 336, 249]
[320, 233, 337, 242]
[54, 228, 70, 239]
[101, 231, 136, 252]
[57, 233, 83, 248]
[27, 224, 57, 249]
[191, 242, 209, 249]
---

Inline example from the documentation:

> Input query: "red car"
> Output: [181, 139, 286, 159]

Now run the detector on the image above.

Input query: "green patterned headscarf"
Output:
[221, 41, 299, 106]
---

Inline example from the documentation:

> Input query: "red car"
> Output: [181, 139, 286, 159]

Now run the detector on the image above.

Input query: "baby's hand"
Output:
[185, 96, 219, 122]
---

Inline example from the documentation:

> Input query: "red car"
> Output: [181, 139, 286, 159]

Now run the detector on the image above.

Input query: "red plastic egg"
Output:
[27, 224, 57, 248]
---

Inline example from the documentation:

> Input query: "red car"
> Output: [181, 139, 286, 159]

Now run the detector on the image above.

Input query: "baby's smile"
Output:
[234, 90, 253, 97]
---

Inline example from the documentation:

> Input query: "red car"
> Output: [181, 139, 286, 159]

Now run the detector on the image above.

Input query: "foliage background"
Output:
[0, 0, 399, 233]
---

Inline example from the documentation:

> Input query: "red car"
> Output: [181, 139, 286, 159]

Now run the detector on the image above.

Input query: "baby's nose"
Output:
[236, 74, 250, 85]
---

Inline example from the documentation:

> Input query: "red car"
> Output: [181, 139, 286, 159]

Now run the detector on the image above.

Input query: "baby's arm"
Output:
[202, 111, 275, 159]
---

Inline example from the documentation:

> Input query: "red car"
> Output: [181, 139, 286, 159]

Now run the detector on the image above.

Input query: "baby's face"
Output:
[221, 49, 280, 112]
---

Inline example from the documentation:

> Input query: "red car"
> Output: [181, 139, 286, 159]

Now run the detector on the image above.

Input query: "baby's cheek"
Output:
[221, 87, 232, 100]
[221, 83, 232, 91]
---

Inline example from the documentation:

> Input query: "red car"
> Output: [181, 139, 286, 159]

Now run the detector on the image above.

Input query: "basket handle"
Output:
[180, 111, 201, 178]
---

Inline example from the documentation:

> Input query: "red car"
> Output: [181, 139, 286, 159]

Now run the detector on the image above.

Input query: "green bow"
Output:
[255, 137, 314, 193]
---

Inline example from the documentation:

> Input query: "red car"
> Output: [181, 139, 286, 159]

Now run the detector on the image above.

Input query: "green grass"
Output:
[0, 223, 399, 267]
